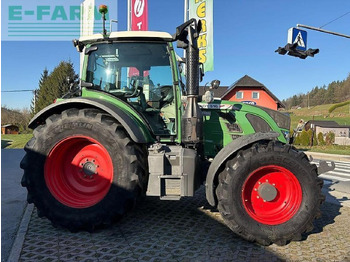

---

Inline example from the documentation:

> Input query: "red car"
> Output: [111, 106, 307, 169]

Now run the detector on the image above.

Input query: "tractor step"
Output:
[146, 144, 199, 200]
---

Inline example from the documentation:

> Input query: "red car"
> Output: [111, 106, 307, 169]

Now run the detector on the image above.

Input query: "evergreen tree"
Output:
[35, 61, 77, 113]
[31, 68, 49, 116]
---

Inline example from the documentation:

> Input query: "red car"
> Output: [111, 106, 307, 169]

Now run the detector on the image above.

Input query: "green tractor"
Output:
[21, 16, 324, 245]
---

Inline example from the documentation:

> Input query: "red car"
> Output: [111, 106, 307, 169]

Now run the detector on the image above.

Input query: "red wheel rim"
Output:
[242, 165, 302, 225]
[45, 136, 113, 208]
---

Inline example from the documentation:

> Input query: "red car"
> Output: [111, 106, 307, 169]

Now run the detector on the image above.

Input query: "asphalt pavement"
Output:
[1, 149, 350, 262]
[1, 149, 27, 262]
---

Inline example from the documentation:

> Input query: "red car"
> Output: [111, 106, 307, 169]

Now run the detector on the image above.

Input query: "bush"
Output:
[328, 100, 350, 113]
[295, 130, 310, 146]
[294, 129, 317, 146]
[317, 132, 325, 146]
[325, 131, 335, 145]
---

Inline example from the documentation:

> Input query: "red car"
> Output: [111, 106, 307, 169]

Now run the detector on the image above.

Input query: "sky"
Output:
[1, 0, 350, 109]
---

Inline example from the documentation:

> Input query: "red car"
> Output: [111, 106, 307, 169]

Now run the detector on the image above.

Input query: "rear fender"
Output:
[29, 97, 154, 143]
[205, 132, 280, 207]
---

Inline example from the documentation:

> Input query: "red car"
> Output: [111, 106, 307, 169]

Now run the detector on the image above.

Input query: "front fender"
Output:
[205, 132, 280, 207]
[29, 97, 154, 144]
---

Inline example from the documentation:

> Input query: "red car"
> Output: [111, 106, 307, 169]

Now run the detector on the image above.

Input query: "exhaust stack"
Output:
[174, 19, 203, 144]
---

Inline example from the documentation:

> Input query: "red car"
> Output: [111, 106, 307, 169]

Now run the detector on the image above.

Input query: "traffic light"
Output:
[305, 48, 319, 57]
[275, 43, 319, 59]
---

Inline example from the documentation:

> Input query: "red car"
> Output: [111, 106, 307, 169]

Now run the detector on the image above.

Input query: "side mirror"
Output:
[72, 39, 84, 53]
[202, 90, 214, 103]
[210, 80, 220, 89]
[199, 63, 205, 82]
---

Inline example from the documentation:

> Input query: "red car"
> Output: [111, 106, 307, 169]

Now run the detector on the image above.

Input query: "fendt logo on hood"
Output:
[134, 0, 145, 18]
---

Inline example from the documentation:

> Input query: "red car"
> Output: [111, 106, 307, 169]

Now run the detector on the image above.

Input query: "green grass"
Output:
[1, 134, 32, 149]
[294, 145, 350, 155]
[288, 102, 350, 129]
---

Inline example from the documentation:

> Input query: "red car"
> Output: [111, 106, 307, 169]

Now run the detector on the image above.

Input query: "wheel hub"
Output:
[258, 182, 277, 202]
[82, 161, 97, 177]
[242, 165, 302, 225]
[44, 136, 114, 208]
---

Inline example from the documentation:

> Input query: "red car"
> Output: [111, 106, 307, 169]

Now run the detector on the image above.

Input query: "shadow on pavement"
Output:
[303, 181, 343, 238]
[1, 139, 12, 149]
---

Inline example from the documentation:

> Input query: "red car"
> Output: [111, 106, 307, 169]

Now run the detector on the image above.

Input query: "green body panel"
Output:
[81, 88, 155, 143]
[201, 100, 288, 158]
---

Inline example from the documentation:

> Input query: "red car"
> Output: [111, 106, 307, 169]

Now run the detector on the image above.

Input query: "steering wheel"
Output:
[159, 85, 174, 103]
[125, 76, 143, 98]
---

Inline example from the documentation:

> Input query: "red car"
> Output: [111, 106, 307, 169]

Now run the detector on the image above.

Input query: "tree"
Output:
[1, 106, 32, 133]
[31, 68, 48, 116]
[325, 131, 335, 146]
[317, 132, 325, 146]
[35, 61, 77, 113]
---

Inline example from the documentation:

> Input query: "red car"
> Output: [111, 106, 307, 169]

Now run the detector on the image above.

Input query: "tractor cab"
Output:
[76, 31, 181, 138]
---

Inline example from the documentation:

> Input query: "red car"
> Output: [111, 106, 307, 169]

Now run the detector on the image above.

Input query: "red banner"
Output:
[131, 0, 148, 31]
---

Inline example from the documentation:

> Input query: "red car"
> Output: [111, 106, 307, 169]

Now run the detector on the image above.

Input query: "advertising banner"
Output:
[189, 0, 214, 72]
[2, 0, 117, 41]
[131, 0, 148, 31]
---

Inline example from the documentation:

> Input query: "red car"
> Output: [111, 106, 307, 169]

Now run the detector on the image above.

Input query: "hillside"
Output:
[283, 73, 350, 109]
[1, 107, 32, 133]
[288, 102, 350, 130]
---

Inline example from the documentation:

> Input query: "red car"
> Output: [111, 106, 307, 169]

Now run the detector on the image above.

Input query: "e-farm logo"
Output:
[3, 1, 114, 41]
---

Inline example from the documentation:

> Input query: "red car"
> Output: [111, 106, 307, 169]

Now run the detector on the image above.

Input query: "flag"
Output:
[80, 0, 95, 76]
[131, 0, 148, 31]
[189, 0, 214, 72]
[80, 0, 95, 37]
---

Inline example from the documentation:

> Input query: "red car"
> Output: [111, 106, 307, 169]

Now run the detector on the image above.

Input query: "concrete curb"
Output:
[7, 204, 34, 262]
[304, 151, 350, 162]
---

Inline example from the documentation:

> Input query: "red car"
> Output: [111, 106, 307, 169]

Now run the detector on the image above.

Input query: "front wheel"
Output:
[20, 108, 147, 231]
[216, 141, 324, 245]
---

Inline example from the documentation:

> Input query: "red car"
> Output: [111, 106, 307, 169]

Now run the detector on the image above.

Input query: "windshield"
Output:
[86, 42, 177, 136]
[86, 42, 173, 98]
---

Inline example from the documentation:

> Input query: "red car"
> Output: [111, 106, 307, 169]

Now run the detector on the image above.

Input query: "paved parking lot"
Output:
[3, 149, 350, 262]
[17, 186, 350, 262]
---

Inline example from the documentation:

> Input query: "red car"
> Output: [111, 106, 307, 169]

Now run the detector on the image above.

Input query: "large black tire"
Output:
[216, 141, 324, 246]
[20, 108, 147, 231]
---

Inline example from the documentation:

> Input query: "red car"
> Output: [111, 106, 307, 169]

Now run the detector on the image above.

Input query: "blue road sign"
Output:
[288, 28, 307, 51]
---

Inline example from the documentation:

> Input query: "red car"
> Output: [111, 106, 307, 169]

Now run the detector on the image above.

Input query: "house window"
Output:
[236, 91, 244, 99]
[252, 91, 259, 99]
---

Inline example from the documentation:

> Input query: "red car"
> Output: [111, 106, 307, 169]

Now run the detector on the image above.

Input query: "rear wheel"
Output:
[20, 108, 147, 231]
[216, 141, 324, 245]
